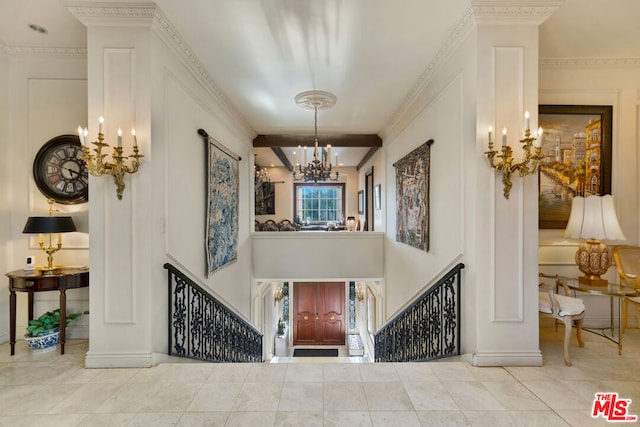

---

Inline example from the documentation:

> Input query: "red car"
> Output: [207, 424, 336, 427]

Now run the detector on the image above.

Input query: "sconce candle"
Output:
[484, 120, 544, 199]
[488, 126, 492, 144]
[525, 111, 530, 130]
[79, 118, 143, 200]
[77, 126, 84, 146]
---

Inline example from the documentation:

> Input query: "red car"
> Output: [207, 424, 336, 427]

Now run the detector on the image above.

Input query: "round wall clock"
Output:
[33, 134, 88, 204]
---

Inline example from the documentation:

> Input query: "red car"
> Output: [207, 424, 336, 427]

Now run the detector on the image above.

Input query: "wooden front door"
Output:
[293, 282, 345, 346]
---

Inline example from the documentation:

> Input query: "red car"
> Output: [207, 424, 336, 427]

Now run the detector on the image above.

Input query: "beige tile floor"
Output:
[0, 327, 639, 426]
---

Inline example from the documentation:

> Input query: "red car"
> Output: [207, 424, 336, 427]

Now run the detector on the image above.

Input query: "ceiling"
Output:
[1, 0, 638, 168]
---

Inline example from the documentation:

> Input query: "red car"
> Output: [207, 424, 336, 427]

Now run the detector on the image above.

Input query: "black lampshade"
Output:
[22, 216, 77, 234]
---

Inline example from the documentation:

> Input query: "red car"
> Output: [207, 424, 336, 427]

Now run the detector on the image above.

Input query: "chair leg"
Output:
[562, 317, 572, 366]
[621, 298, 629, 335]
[576, 318, 584, 348]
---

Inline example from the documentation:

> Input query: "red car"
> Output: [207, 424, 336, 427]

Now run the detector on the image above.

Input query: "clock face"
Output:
[33, 135, 88, 204]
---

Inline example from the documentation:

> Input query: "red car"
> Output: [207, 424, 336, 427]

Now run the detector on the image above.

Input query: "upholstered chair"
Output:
[539, 280, 585, 366]
[612, 245, 640, 333]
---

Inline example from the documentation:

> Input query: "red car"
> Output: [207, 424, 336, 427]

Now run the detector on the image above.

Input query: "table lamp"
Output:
[23, 212, 76, 275]
[346, 216, 356, 231]
[564, 195, 626, 286]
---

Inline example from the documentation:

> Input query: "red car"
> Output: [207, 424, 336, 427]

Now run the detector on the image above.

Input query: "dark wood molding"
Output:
[253, 134, 382, 148]
[356, 147, 380, 171]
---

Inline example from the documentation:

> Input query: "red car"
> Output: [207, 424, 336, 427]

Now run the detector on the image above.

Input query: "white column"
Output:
[472, 2, 562, 366]
[67, 3, 156, 367]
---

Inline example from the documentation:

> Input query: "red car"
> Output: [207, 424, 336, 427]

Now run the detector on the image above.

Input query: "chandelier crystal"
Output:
[292, 90, 339, 183]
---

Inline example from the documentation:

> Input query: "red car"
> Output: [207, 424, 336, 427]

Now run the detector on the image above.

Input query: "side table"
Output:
[6, 268, 89, 355]
[556, 277, 637, 355]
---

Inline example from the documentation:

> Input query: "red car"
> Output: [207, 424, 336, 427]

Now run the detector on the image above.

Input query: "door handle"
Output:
[330, 315, 335, 321]
[304, 315, 308, 320]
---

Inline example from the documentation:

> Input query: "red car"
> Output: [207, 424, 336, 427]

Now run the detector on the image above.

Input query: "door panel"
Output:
[293, 282, 345, 346]
[293, 283, 319, 345]
[319, 282, 345, 345]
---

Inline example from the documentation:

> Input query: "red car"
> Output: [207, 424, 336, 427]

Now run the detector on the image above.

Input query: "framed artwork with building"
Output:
[538, 105, 612, 229]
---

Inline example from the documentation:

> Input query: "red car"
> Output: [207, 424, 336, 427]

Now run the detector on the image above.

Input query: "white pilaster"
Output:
[67, 2, 156, 367]
[472, 1, 563, 366]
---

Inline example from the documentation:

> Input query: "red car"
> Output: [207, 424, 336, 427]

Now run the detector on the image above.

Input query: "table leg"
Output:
[28, 292, 34, 321]
[618, 296, 623, 356]
[59, 289, 66, 355]
[9, 290, 16, 356]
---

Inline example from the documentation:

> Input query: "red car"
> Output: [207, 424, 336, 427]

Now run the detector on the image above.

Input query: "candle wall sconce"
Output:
[484, 112, 544, 199]
[78, 116, 143, 200]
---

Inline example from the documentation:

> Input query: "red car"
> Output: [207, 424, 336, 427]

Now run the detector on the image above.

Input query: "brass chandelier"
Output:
[292, 90, 339, 183]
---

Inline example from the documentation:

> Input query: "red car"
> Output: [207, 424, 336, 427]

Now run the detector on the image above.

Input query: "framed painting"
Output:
[394, 139, 433, 252]
[358, 190, 364, 214]
[374, 184, 381, 210]
[255, 182, 275, 215]
[538, 105, 612, 229]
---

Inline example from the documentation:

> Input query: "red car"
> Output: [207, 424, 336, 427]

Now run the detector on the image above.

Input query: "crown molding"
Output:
[540, 57, 640, 69]
[63, 1, 156, 27]
[382, 8, 475, 138]
[471, 1, 564, 25]
[64, 1, 254, 139]
[3, 45, 87, 60]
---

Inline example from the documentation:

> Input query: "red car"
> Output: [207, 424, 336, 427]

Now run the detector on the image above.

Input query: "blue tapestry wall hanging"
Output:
[204, 132, 240, 276]
[394, 139, 433, 252]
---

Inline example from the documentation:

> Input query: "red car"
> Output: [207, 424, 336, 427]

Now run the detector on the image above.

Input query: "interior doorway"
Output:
[365, 167, 374, 231]
[293, 282, 345, 346]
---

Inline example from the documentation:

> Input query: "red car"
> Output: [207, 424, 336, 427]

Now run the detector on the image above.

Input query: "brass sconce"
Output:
[355, 284, 366, 302]
[78, 116, 143, 200]
[274, 285, 284, 302]
[484, 112, 544, 199]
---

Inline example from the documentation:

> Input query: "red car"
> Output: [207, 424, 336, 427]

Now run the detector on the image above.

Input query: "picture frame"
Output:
[374, 184, 381, 210]
[357, 190, 364, 214]
[538, 105, 612, 229]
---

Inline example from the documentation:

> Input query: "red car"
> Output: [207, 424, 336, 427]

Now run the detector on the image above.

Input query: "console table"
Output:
[6, 268, 89, 355]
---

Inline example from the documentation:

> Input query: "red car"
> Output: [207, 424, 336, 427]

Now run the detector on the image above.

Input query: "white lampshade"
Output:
[564, 195, 626, 242]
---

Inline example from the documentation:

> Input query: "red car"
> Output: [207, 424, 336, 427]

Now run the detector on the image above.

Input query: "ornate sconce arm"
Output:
[484, 120, 543, 199]
[78, 126, 143, 200]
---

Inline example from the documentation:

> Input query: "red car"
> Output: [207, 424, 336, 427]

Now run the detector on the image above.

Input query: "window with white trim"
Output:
[294, 183, 345, 224]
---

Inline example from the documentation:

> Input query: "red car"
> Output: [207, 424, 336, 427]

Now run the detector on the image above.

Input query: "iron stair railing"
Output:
[164, 263, 262, 363]
[374, 263, 464, 362]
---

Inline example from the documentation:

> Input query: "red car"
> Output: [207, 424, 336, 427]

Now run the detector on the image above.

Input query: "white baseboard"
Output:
[472, 350, 543, 367]
[85, 351, 155, 368]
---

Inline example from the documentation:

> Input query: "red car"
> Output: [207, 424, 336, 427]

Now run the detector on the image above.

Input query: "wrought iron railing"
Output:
[374, 263, 464, 362]
[164, 263, 262, 363]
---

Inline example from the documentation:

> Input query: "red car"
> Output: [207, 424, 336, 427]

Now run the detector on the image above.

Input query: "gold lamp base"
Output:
[575, 239, 611, 287]
[578, 275, 608, 287]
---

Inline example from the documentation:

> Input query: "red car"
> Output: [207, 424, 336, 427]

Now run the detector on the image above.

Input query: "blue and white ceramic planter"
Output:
[24, 328, 60, 353]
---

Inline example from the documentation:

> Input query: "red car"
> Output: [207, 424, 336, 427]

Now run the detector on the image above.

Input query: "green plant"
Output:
[26, 309, 87, 337]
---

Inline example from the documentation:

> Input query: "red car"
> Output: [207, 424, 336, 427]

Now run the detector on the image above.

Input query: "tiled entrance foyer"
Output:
[0, 329, 639, 427]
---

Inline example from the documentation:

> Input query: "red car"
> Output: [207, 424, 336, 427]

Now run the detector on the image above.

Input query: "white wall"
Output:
[382, 33, 475, 353]
[2, 52, 89, 341]
[539, 63, 640, 327]
[148, 29, 256, 356]
[0, 48, 10, 342]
